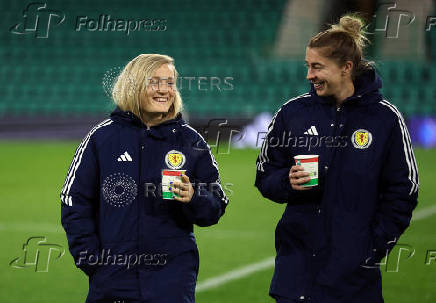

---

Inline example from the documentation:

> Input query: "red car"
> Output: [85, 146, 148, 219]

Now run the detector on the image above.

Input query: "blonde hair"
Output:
[112, 54, 183, 123]
[308, 14, 372, 79]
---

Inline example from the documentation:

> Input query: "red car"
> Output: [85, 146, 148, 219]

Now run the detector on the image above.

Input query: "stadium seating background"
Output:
[2, 0, 435, 119]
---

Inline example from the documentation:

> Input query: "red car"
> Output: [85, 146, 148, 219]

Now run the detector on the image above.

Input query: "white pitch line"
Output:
[0, 222, 62, 233]
[196, 204, 436, 293]
[411, 204, 436, 221]
[196, 256, 275, 292]
[1, 204, 435, 293]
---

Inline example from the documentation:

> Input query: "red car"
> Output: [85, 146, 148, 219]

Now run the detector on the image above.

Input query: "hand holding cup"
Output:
[289, 165, 312, 191]
[289, 155, 319, 190]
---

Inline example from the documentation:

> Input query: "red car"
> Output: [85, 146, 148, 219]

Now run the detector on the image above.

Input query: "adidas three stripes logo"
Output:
[117, 151, 132, 162]
[304, 126, 319, 135]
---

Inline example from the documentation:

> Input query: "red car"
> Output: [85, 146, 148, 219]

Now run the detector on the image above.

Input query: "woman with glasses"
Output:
[61, 54, 229, 303]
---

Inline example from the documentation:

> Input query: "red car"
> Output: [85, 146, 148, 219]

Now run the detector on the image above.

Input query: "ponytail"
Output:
[308, 14, 373, 79]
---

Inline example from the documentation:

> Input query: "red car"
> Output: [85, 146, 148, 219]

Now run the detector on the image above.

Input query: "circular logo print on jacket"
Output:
[352, 129, 373, 149]
[102, 173, 137, 207]
[165, 150, 186, 169]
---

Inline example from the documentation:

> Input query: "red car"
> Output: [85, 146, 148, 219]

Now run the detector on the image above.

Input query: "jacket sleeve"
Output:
[181, 135, 229, 227]
[370, 112, 419, 263]
[255, 107, 305, 203]
[60, 136, 101, 276]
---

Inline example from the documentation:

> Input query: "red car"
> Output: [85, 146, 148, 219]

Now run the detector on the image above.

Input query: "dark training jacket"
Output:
[61, 108, 228, 303]
[255, 69, 419, 303]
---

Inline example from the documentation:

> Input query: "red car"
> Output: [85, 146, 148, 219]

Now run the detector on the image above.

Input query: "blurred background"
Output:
[0, 0, 435, 302]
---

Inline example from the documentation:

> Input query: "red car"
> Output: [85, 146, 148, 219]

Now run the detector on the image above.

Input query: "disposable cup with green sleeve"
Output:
[294, 155, 319, 187]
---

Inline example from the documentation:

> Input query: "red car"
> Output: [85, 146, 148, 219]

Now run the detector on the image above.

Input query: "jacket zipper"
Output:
[326, 104, 343, 173]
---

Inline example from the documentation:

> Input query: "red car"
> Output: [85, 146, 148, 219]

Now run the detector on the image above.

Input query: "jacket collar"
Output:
[310, 67, 383, 106]
[110, 107, 185, 139]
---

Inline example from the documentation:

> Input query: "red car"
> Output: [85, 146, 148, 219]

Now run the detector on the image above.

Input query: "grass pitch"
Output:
[0, 142, 434, 302]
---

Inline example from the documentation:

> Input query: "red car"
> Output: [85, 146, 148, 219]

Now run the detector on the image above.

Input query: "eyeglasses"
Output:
[147, 77, 176, 91]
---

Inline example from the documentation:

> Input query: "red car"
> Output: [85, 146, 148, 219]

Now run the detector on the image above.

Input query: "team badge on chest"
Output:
[165, 150, 186, 169]
[352, 129, 373, 149]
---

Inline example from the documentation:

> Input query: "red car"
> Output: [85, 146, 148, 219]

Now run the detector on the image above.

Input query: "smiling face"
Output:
[142, 63, 176, 115]
[305, 47, 353, 100]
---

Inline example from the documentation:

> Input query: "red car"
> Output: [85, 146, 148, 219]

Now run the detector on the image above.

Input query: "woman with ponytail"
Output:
[256, 15, 418, 303]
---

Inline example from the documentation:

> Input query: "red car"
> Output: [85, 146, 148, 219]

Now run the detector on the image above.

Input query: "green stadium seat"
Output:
[2, 0, 431, 118]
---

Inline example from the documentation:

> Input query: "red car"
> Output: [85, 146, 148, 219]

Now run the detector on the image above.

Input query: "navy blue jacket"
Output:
[61, 108, 228, 302]
[255, 69, 418, 303]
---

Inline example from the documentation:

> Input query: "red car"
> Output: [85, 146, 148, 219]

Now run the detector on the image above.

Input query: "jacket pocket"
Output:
[270, 253, 309, 299]
[360, 233, 377, 268]
[90, 262, 141, 300]
[279, 204, 325, 251]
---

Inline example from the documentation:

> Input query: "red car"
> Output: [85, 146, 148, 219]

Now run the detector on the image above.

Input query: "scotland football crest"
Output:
[352, 129, 373, 149]
[165, 150, 186, 169]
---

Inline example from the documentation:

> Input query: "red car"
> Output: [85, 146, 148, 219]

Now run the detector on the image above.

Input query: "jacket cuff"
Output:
[187, 183, 203, 210]
[181, 181, 222, 226]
